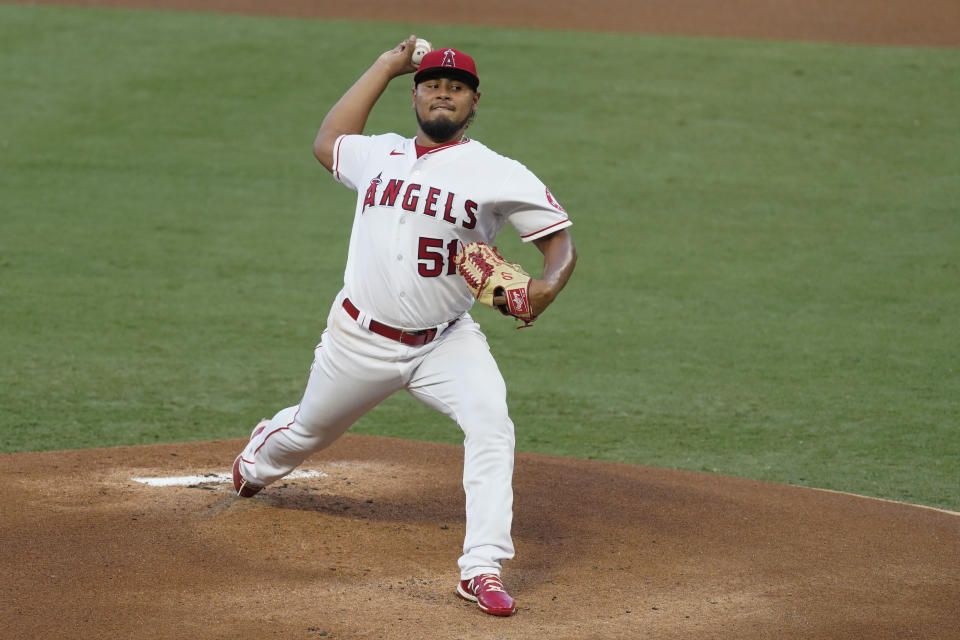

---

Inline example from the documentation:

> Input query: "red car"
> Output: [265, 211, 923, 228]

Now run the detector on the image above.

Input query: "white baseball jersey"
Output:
[331, 133, 572, 329]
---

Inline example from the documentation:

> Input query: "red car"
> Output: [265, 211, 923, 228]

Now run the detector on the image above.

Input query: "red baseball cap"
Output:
[414, 48, 479, 90]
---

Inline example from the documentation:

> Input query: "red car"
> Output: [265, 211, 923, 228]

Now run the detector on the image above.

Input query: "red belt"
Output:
[342, 298, 455, 347]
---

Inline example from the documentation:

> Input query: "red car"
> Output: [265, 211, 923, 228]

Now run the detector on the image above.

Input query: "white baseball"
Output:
[412, 38, 432, 67]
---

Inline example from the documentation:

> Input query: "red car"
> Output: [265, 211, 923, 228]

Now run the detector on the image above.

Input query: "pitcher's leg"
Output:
[458, 408, 515, 579]
[406, 323, 516, 579]
[238, 326, 401, 487]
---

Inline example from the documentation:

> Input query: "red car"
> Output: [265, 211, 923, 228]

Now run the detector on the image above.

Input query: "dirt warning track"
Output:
[14, 0, 960, 47]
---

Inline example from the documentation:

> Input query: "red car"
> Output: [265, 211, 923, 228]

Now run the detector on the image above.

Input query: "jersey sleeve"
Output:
[498, 162, 573, 242]
[330, 134, 376, 191]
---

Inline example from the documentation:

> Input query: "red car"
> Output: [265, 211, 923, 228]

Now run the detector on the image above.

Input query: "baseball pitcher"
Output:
[232, 36, 577, 617]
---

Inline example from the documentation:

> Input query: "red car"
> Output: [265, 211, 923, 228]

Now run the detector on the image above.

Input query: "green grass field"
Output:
[1, 4, 958, 510]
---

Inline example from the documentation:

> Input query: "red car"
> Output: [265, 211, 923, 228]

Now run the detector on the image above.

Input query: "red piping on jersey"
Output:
[254, 423, 291, 455]
[415, 138, 470, 158]
[521, 218, 571, 239]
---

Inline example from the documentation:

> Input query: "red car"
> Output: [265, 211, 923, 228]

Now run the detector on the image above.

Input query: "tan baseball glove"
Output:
[455, 242, 537, 327]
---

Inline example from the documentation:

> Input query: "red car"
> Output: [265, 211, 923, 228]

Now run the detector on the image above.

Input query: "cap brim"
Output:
[413, 67, 479, 90]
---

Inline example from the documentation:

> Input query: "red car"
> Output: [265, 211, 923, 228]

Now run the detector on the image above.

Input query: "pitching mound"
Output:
[3, 435, 957, 639]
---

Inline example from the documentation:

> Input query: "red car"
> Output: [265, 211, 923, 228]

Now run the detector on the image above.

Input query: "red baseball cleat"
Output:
[456, 574, 516, 616]
[232, 454, 263, 497]
[232, 419, 269, 498]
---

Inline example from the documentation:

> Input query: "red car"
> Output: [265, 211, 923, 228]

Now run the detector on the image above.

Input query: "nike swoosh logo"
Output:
[390, 150, 404, 156]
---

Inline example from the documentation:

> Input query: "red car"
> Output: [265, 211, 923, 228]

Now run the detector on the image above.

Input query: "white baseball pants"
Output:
[236, 295, 516, 580]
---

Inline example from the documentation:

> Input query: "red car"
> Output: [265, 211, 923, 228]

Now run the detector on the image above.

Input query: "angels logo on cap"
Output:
[414, 47, 479, 90]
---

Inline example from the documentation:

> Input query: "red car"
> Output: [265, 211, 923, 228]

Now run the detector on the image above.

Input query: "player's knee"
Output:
[460, 410, 515, 448]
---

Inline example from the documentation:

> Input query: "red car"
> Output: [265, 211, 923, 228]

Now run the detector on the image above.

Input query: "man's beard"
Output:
[416, 107, 476, 143]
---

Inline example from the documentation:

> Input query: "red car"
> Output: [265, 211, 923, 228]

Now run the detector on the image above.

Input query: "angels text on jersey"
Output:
[362, 171, 478, 230]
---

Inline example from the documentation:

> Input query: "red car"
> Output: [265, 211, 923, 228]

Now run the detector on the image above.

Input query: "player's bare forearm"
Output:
[313, 35, 420, 172]
[529, 229, 577, 316]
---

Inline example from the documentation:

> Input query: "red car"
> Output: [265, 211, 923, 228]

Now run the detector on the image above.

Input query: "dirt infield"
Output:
[4, 436, 958, 639]
[5, 1, 960, 639]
